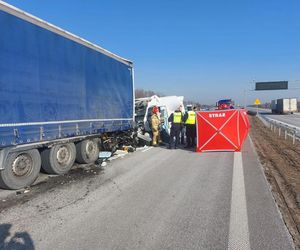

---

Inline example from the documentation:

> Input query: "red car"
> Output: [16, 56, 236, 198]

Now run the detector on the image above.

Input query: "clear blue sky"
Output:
[3, 0, 300, 105]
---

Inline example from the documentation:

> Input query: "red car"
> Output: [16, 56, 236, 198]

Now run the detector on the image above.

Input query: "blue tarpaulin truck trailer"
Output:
[0, 1, 134, 189]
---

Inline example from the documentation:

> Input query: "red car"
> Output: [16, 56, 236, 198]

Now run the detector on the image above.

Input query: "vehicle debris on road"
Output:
[16, 188, 31, 195]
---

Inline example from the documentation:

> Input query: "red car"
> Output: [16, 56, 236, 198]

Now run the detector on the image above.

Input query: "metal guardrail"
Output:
[258, 114, 300, 144]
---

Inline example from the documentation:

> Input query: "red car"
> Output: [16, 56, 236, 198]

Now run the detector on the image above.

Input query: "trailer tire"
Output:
[76, 139, 99, 164]
[0, 149, 41, 190]
[41, 143, 76, 175]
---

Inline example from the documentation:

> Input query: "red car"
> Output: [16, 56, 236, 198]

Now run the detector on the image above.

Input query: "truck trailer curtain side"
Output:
[0, 1, 134, 189]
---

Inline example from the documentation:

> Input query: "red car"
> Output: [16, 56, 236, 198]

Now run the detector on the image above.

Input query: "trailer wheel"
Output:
[0, 149, 41, 190]
[76, 139, 99, 164]
[41, 143, 76, 175]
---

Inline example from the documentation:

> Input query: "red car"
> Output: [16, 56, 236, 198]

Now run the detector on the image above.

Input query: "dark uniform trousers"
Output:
[169, 124, 181, 148]
[186, 124, 196, 147]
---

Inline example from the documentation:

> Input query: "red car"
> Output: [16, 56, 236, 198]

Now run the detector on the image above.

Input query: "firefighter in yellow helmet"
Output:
[183, 105, 197, 148]
[168, 106, 183, 149]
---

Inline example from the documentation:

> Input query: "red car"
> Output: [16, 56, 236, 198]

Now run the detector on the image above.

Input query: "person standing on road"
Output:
[168, 107, 183, 149]
[183, 106, 197, 148]
[151, 106, 161, 147]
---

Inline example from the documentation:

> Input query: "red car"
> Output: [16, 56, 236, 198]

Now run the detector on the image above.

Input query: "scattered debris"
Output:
[137, 133, 152, 146]
[137, 145, 149, 151]
[107, 150, 128, 161]
[115, 150, 128, 155]
[99, 151, 112, 159]
[15, 188, 30, 195]
[101, 129, 138, 154]
[122, 145, 135, 152]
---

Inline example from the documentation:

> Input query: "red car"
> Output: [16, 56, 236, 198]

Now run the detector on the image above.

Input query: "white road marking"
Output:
[142, 146, 153, 153]
[228, 152, 250, 250]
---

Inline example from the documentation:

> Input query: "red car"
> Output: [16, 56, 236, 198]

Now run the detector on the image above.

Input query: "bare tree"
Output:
[135, 88, 162, 98]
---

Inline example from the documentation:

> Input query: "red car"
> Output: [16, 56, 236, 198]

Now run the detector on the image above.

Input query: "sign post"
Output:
[253, 98, 261, 115]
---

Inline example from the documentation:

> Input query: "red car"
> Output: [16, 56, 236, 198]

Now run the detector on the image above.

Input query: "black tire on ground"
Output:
[0, 149, 41, 190]
[41, 143, 76, 175]
[76, 139, 99, 164]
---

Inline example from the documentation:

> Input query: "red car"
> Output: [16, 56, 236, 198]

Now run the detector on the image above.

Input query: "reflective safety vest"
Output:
[173, 112, 182, 124]
[185, 111, 196, 125]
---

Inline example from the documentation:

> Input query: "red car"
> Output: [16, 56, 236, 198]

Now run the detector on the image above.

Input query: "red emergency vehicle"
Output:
[216, 99, 234, 110]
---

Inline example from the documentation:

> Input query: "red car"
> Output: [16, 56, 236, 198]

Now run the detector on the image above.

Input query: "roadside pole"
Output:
[254, 98, 261, 116]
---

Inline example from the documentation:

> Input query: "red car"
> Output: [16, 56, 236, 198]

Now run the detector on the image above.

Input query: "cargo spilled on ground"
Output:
[249, 115, 300, 248]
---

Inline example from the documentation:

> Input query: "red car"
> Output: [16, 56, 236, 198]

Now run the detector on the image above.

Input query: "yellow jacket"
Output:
[151, 113, 160, 131]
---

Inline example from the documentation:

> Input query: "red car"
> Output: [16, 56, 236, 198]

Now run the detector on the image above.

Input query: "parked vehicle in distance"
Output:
[271, 98, 298, 114]
[0, 2, 135, 189]
[216, 99, 235, 110]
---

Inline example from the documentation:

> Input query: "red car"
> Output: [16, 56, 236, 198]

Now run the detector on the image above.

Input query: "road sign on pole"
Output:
[254, 98, 261, 115]
[254, 99, 261, 105]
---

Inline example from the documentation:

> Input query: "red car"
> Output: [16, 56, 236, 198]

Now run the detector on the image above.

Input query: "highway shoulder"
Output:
[242, 137, 294, 249]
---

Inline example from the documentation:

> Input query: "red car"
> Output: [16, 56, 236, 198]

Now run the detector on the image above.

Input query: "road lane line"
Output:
[142, 146, 153, 153]
[228, 152, 250, 250]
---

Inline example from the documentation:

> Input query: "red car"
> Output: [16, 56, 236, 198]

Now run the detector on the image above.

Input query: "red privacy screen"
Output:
[196, 109, 250, 152]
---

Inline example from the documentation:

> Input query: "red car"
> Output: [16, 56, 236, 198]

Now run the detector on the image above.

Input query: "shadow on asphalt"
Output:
[0, 224, 34, 250]
[157, 144, 197, 152]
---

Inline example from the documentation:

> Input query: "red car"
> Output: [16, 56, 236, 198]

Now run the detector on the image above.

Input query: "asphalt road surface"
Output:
[0, 138, 294, 250]
[263, 113, 300, 128]
[249, 107, 300, 128]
